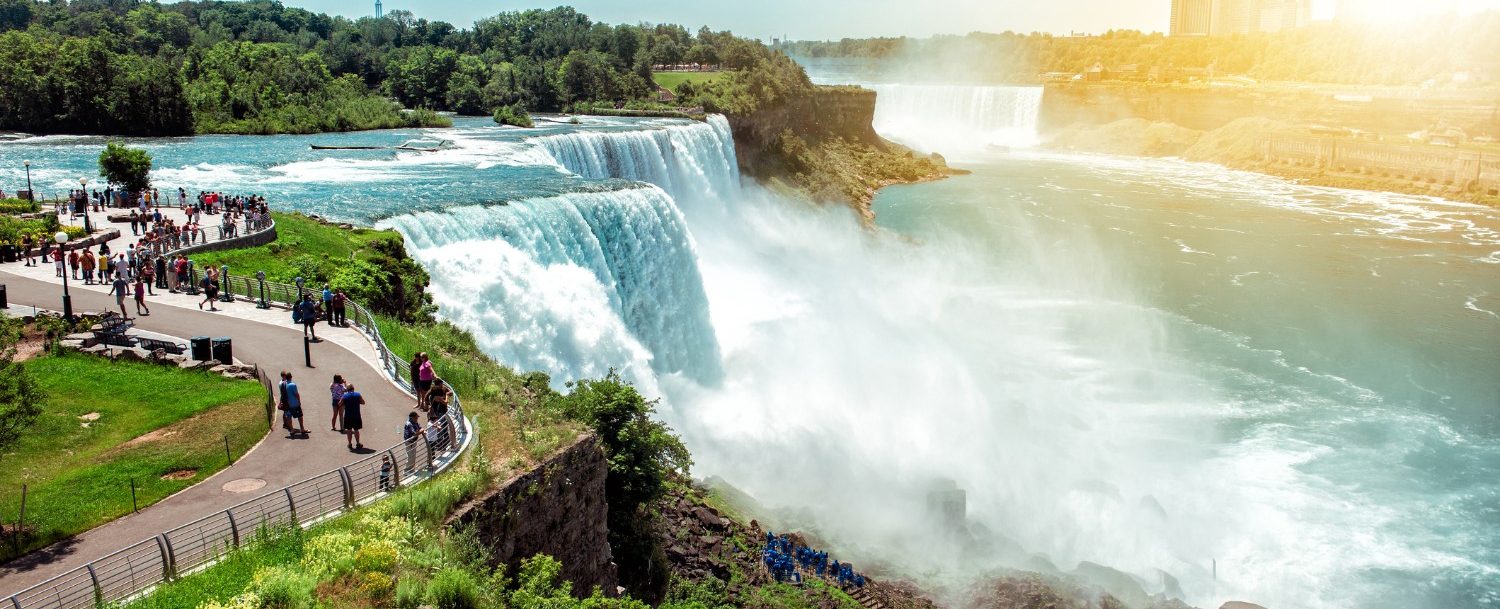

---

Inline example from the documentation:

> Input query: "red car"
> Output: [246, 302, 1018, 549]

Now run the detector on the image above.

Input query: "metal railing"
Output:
[3, 219, 473, 609]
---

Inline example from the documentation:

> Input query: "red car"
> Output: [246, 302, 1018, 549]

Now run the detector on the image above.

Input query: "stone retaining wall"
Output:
[171, 223, 278, 256]
[448, 433, 619, 597]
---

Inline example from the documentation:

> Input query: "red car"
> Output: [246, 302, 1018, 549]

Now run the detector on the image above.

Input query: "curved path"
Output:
[0, 258, 417, 594]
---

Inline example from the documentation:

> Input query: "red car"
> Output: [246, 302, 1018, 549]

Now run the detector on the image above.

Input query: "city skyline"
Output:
[278, 0, 1500, 39]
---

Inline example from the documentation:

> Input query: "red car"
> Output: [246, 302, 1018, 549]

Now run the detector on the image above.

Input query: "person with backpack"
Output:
[341, 383, 365, 451]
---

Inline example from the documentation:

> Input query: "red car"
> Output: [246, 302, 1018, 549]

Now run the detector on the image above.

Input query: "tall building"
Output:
[1171, 0, 1214, 36]
[375, 0, 383, 19]
[1201, 0, 1311, 36]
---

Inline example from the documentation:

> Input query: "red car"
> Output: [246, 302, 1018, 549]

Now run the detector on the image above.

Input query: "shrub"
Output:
[493, 104, 534, 128]
[354, 541, 399, 574]
[425, 567, 481, 609]
[0, 198, 39, 214]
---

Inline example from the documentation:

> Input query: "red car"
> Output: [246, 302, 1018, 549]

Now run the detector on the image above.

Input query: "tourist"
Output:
[129, 209, 140, 236]
[97, 249, 109, 281]
[67, 249, 79, 280]
[408, 354, 422, 406]
[108, 274, 129, 318]
[416, 352, 434, 408]
[296, 294, 320, 340]
[329, 374, 347, 431]
[321, 285, 334, 323]
[331, 289, 348, 326]
[427, 379, 450, 421]
[278, 371, 308, 435]
[132, 275, 150, 316]
[21, 235, 33, 267]
[52, 245, 63, 278]
[198, 267, 220, 311]
[341, 382, 365, 450]
[80, 248, 95, 284]
[403, 411, 422, 469]
[139, 259, 156, 296]
[172, 254, 188, 293]
[423, 419, 441, 469]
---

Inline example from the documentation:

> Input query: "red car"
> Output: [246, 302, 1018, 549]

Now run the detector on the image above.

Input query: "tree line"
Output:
[0, 1, 811, 136]
[780, 14, 1500, 86]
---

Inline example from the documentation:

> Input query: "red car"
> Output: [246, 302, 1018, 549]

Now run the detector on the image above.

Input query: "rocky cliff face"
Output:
[727, 86, 951, 221]
[448, 434, 618, 596]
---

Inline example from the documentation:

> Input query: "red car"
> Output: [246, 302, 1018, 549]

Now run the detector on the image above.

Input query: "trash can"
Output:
[0, 244, 13, 263]
[0, 284, 7, 309]
[211, 337, 232, 364]
[190, 336, 212, 361]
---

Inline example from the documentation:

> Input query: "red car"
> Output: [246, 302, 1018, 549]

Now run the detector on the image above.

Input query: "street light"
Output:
[78, 178, 92, 234]
[22, 160, 32, 200]
[55, 232, 72, 324]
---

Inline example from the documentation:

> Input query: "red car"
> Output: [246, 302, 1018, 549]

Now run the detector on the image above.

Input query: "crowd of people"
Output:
[762, 532, 867, 589]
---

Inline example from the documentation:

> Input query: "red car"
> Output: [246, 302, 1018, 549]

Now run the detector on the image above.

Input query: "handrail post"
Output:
[284, 487, 298, 526]
[338, 468, 354, 508]
[162, 535, 178, 580]
[225, 510, 240, 548]
[86, 563, 101, 607]
[156, 535, 174, 581]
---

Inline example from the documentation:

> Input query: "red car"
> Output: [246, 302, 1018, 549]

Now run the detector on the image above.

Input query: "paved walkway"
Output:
[0, 208, 419, 595]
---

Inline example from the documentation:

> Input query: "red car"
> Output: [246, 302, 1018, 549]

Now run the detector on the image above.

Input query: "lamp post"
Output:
[256, 271, 269, 309]
[55, 232, 73, 324]
[22, 160, 32, 200]
[78, 178, 92, 234]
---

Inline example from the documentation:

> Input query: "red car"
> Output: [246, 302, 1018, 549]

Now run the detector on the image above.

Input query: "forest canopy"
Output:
[0, 1, 810, 136]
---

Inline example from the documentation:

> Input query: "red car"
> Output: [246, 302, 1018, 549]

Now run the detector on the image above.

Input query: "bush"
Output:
[0, 198, 39, 215]
[425, 567, 482, 609]
[493, 104, 535, 128]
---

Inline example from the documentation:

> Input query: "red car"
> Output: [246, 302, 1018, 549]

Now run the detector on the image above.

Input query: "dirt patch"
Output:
[119, 428, 178, 449]
[78, 412, 100, 422]
[161, 469, 197, 481]
[13, 335, 47, 362]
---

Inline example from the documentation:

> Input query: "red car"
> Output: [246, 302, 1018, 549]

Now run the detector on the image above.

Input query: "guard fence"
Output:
[3, 216, 472, 609]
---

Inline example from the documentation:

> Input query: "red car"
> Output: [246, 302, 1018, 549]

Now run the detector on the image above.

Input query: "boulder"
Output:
[178, 359, 205, 370]
[115, 348, 146, 361]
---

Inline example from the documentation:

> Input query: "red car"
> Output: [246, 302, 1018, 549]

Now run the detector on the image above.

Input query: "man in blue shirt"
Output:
[279, 371, 308, 436]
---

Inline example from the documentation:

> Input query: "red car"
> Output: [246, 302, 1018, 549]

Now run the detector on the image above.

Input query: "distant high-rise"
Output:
[1171, 0, 1214, 36]
[1197, 0, 1311, 36]
[375, 0, 383, 19]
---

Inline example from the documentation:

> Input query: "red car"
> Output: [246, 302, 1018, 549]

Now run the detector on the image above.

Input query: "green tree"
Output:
[556, 49, 616, 105]
[98, 142, 153, 194]
[551, 371, 689, 600]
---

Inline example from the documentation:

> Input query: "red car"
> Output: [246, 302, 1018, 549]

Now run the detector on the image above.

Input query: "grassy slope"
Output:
[652, 71, 725, 90]
[1, 352, 266, 560]
[190, 212, 394, 282]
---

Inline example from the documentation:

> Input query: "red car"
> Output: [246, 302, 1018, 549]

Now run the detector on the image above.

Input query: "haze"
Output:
[276, 0, 1484, 40]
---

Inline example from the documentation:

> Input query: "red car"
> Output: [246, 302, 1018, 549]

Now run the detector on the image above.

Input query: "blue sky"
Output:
[286, 0, 1500, 40]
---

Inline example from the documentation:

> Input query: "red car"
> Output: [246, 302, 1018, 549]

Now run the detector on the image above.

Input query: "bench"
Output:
[97, 315, 135, 336]
[137, 337, 186, 355]
[92, 331, 137, 348]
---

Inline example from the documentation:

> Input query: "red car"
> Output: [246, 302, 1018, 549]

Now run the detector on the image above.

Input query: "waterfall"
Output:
[868, 84, 1043, 154]
[534, 115, 740, 206]
[384, 186, 722, 388]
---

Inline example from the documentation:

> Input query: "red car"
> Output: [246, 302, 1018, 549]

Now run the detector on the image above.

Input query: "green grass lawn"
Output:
[653, 71, 725, 90]
[191, 212, 398, 282]
[0, 352, 267, 562]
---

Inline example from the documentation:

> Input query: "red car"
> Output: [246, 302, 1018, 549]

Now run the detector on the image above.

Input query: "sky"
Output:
[285, 0, 1500, 41]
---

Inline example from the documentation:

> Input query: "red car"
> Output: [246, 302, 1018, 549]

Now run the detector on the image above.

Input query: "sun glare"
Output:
[1332, 0, 1500, 24]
